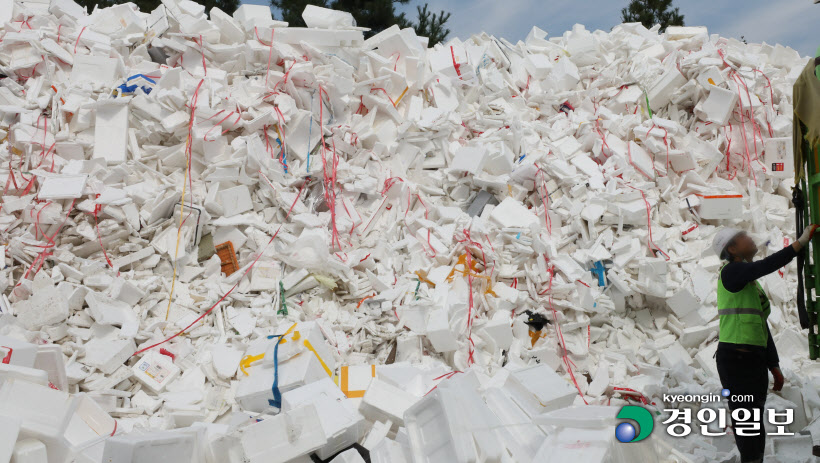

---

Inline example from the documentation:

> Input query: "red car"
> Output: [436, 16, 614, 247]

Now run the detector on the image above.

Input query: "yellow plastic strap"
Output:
[239, 353, 265, 376]
[395, 86, 409, 106]
[239, 323, 298, 375]
[303, 339, 332, 377]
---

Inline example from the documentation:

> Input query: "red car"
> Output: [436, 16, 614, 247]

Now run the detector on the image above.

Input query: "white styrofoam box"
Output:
[274, 28, 364, 47]
[404, 373, 503, 463]
[551, 254, 587, 281]
[0, 0, 12, 24]
[232, 4, 273, 30]
[666, 286, 698, 318]
[0, 380, 73, 453]
[37, 174, 88, 200]
[109, 278, 146, 306]
[665, 26, 707, 40]
[70, 55, 121, 86]
[93, 100, 129, 165]
[778, 386, 809, 432]
[696, 66, 725, 89]
[648, 67, 687, 111]
[698, 194, 743, 220]
[533, 405, 660, 460]
[627, 141, 654, 179]
[0, 335, 38, 368]
[216, 185, 253, 217]
[0, 363, 49, 388]
[0, 380, 116, 463]
[489, 197, 539, 228]
[694, 342, 719, 378]
[302, 4, 356, 29]
[131, 351, 181, 394]
[667, 150, 696, 173]
[763, 137, 794, 179]
[12, 285, 70, 331]
[679, 321, 719, 349]
[359, 378, 419, 425]
[637, 258, 667, 298]
[483, 387, 547, 462]
[282, 378, 366, 459]
[277, 321, 337, 374]
[450, 146, 488, 174]
[211, 344, 244, 379]
[0, 415, 21, 463]
[658, 341, 693, 368]
[82, 337, 135, 375]
[524, 53, 553, 79]
[11, 438, 48, 463]
[480, 312, 513, 351]
[425, 309, 458, 353]
[532, 426, 610, 461]
[504, 365, 577, 416]
[586, 362, 610, 398]
[695, 86, 738, 126]
[102, 428, 203, 463]
[330, 448, 367, 463]
[236, 351, 327, 413]
[237, 404, 327, 463]
[770, 434, 814, 463]
[550, 57, 580, 91]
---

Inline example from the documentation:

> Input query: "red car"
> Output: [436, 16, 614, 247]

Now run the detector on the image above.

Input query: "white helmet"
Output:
[712, 228, 742, 257]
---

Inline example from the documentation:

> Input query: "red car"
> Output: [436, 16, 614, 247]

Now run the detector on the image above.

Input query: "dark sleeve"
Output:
[765, 324, 779, 368]
[720, 245, 797, 293]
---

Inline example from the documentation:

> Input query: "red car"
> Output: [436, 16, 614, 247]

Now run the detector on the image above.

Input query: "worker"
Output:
[711, 225, 818, 463]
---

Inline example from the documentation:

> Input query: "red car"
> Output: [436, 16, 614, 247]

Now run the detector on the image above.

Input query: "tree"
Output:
[400, 4, 450, 46]
[271, 0, 451, 46]
[74, 0, 239, 16]
[621, 0, 684, 32]
[271, 0, 326, 27]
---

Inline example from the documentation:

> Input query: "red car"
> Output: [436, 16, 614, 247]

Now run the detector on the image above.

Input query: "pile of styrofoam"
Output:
[0, 0, 818, 462]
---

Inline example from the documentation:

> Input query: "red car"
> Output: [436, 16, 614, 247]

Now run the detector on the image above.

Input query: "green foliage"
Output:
[272, 0, 450, 46]
[271, 0, 324, 27]
[74, 0, 239, 16]
[621, 0, 684, 32]
[409, 4, 450, 46]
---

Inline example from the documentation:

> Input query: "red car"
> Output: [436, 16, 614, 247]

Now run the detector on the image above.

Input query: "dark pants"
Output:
[716, 347, 769, 463]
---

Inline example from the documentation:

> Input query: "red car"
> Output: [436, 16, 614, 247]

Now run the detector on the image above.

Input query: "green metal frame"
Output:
[800, 127, 820, 360]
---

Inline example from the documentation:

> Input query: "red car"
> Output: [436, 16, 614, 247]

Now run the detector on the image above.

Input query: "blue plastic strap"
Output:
[266, 334, 283, 408]
[590, 261, 606, 287]
[127, 73, 157, 84]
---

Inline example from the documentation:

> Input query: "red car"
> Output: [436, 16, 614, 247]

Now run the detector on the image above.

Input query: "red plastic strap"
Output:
[450, 46, 462, 78]
[623, 183, 670, 261]
[535, 167, 552, 234]
[543, 260, 588, 405]
[93, 198, 118, 275]
[197, 35, 207, 76]
[159, 348, 176, 361]
[613, 387, 650, 405]
[13, 199, 76, 295]
[74, 26, 85, 54]
[1, 346, 12, 364]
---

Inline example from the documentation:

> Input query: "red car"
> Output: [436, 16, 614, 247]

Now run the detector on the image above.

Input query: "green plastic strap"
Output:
[278, 280, 287, 315]
[642, 86, 653, 118]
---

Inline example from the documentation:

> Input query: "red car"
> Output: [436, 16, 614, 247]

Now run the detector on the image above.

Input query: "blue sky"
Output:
[246, 0, 820, 57]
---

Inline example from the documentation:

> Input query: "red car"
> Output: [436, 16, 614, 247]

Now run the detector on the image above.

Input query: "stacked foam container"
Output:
[0, 0, 817, 462]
